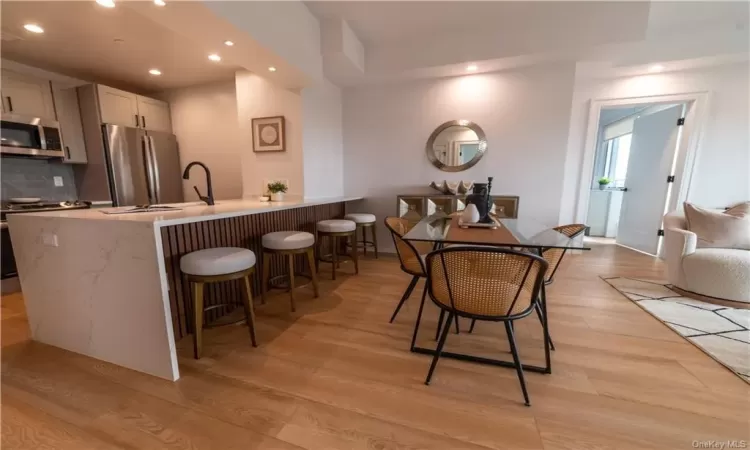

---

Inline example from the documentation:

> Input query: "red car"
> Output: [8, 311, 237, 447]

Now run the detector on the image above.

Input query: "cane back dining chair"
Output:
[533, 223, 587, 350]
[423, 246, 548, 406]
[384, 217, 434, 323]
[468, 223, 587, 352]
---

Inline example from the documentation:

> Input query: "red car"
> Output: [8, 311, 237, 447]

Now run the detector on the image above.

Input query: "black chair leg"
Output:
[390, 275, 419, 323]
[410, 285, 429, 351]
[454, 315, 460, 334]
[435, 309, 445, 341]
[535, 303, 555, 351]
[425, 312, 453, 385]
[469, 319, 476, 333]
[505, 320, 530, 406]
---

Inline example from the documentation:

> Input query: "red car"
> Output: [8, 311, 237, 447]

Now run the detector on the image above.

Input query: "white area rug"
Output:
[602, 277, 750, 384]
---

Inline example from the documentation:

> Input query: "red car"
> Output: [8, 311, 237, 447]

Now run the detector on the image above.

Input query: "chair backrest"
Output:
[384, 217, 433, 276]
[541, 223, 586, 283]
[425, 247, 548, 319]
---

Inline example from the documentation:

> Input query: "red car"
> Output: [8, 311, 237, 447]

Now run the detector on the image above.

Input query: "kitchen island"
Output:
[7, 197, 362, 381]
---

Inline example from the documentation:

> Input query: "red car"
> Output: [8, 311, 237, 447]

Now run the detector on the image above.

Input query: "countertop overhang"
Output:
[7, 196, 363, 227]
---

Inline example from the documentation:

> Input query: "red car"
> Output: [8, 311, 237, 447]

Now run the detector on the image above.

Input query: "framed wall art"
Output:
[252, 116, 286, 152]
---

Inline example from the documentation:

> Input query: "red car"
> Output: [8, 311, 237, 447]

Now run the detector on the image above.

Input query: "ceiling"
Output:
[0, 1, 240, 93]
[307, 1, 750, 85]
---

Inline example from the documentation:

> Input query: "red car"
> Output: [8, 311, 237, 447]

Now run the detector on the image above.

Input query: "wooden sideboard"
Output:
[396, 195, 519, 220]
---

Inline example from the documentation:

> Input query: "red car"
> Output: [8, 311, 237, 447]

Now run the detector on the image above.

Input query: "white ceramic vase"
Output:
[271, 192, 285, 202]
[461, 204, 480, 224]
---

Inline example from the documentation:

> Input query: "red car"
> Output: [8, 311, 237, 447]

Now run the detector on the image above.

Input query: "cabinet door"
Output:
[52, 83, 88, 164]
[136, 95, 172, 133]
[1, 70, 56, 119]
[97, 84, 139, 127]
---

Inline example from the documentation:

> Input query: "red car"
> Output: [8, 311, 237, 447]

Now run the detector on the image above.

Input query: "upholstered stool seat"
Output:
[180, 247, 258, 359]
[316, 219, 359, 280]
[345, 213, 379, 259]
[181, 247, 256, 276]
[262, 231, 315, 250]
[344, 213, 376, 224]
[317, 219, 356, 233]
[261, 231, 319, 312]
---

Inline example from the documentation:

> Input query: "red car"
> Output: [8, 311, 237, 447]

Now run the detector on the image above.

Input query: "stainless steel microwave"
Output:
[0, 114, 64, 158]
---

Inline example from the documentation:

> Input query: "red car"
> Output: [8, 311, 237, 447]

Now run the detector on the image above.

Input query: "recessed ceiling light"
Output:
[96, 0, 115, 8]
[208, 54, 221, 62]
[649, 64, 665, 73]
[268, 66, 277, 72]
[23, 24, 44, 34]
[466, 64, 478, 72]
[224, 40, 234, 46]
[148, 69, 162, 76]
[154, 0, 165, 5]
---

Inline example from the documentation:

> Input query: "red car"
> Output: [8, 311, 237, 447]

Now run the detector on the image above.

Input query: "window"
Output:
[593, 133, 632, 188]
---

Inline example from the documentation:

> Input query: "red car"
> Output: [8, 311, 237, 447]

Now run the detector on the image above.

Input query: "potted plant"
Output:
[598, 177, 611, 190]
[267, 181, 288, 201]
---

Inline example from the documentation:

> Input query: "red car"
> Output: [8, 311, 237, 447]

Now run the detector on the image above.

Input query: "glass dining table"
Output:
[401, 213, 590, 374]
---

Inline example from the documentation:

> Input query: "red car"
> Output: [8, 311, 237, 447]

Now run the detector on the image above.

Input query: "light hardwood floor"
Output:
[2, 243, 749, 449]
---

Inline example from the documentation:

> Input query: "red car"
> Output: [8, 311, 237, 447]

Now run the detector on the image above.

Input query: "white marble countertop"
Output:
[10, 196, 363, 227]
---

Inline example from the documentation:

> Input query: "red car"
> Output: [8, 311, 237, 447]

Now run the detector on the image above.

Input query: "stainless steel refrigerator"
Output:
[102, 124, 184, 206]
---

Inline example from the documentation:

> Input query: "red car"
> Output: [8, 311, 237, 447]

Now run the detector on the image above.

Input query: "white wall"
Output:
[302, 79, 344, 198]
[560, 61, 750, 223]
[235, 70, 305, 197]
[343, 63, 577, 251]
[160, 80, 243, 201]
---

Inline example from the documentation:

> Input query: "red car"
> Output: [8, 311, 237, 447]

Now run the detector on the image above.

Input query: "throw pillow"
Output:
[684, 202, 750, 250]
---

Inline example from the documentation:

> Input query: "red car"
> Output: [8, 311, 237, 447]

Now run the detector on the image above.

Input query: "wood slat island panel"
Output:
[161, 202, 346, 339]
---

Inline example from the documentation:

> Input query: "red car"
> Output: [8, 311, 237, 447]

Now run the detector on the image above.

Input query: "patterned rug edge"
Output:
[600, 276, 750, 385]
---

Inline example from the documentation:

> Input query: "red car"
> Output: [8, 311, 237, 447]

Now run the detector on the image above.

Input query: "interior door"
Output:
[147, 131, 183, 204]
[616, 105, 683, 255]
[104, 124, 151, 206]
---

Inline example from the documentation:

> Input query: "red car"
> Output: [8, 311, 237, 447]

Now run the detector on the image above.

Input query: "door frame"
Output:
[575, 91, 710, 228]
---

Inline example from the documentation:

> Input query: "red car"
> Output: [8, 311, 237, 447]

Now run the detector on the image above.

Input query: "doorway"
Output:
[579, 95, 705, 256]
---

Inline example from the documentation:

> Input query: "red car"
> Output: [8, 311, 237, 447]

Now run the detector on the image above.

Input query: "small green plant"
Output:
[598, 177, 611, 186]
[267, 181, 288, 194]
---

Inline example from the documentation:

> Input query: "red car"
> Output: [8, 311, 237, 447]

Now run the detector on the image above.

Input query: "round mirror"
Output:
[425, 120, 487, 172]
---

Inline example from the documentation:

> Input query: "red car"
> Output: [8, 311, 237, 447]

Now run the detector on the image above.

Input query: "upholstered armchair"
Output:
[663, 211, 750, 303]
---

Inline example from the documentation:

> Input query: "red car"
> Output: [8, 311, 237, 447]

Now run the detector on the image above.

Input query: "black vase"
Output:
[466, 177, 494, 223]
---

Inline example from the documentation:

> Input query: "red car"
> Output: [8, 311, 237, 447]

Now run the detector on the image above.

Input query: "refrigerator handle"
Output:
[148, 136, 162, 204]
[141, 137, 155, 204]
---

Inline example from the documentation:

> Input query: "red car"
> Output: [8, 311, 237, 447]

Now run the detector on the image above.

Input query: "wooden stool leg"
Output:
[306, 247, 319, 298]
[350, 232, 359, 275]
[241, 275, 257, 347]
[361, 224, 367, 257]
[288, 253, 297, 312]
[331, 235, 338, 281]
[192, 281, 204, 359]
[261, 252, 270, 305]
[315, 230, 321, 274]
[371, 223, 379, 259]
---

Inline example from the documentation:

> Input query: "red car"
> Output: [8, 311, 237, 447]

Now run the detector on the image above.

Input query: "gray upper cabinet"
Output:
[97, 85, 140, 128]
[96, 84, 171, 132]
[136, 95, 171, 133]
[52, 83, 88, 164]
[1, 70, 56, 119]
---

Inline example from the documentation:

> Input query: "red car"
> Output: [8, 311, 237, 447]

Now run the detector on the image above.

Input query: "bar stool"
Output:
[344, 213, 378, 258]
[180, 247, 258, 359]
[316, 219, 358, 280]
[261, 231, 319, 312]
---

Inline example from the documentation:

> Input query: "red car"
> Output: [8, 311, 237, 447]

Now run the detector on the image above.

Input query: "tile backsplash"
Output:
[1, 157, 78, 201]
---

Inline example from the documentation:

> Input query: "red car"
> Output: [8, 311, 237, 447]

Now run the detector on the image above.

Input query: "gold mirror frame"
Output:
[425, 120, 487, 172]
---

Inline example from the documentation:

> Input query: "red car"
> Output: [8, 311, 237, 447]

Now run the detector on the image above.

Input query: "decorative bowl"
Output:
[430, 180, 474, 194]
